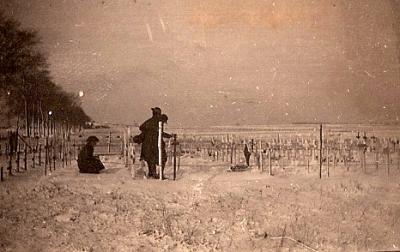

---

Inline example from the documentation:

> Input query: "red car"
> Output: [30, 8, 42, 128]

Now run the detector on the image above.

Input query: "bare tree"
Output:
[0, 11, 90, 135]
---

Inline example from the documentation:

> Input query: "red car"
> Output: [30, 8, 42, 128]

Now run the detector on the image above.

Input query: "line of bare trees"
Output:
[0, 12, 90, 136]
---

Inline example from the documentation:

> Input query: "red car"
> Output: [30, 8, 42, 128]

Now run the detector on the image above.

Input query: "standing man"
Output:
[243, 140, 252, 167]
[139, 107, 162, 178]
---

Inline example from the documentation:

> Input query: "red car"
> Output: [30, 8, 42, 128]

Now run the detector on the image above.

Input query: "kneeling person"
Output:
[78, 136, 105, 174]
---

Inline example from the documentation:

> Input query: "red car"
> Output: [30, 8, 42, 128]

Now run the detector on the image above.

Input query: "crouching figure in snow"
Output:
[78, 136, 105, 174]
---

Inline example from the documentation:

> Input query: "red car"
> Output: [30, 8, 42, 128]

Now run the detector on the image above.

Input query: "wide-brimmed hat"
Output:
[86, 136, 99, 143]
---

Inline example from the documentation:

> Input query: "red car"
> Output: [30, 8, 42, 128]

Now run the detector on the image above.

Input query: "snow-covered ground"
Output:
[1, 152, 400, 251]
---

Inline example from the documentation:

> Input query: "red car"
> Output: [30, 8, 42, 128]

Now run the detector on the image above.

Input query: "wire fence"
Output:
[2, 124, 400, 182]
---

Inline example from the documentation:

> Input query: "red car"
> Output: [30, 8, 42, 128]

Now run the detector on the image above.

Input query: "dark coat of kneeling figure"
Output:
[78, 136, 105, 174]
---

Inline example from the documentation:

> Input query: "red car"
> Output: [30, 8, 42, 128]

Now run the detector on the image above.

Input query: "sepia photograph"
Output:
[1, 0, 400, 251]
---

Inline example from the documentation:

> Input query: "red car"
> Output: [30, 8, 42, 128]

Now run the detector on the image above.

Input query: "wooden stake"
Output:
[327, 147, 330, 177]
[129, 143, 135, 178]
[53, 144, 56, 171]
[59, 142, 62, 159]
[230, 143, 233, 164]
[24, 144, 27, 170]
[61, 142, 64, 168]
[158, 121, 163, 180]
[363, 149, 366, 173]
[173, 134, 177, 180]
[124, 128, 128, 167]
[7, 145, 12, 176]
[69, 139, 72, 165]
[16, 143, 20, 172]
[108, 131, 111, 154]
[333, 151, 336, 169]
[73, 139, 76, 160]
[319, 124, 322, 179]
[233, 143, 237, 164]
[260, 141, 263, 172]
[45, 137, 48, 172]
[268, 148, 272, 175]
[32, 146, 35, 169]
[220, 143, 224, 161]
[49, 142, 51, 172]
[65, 139, 68, 166]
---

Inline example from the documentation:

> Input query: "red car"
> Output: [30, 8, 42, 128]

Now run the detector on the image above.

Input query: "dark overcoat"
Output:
[139, 116, 172, 165]
[139, 116, 159, 164]
[77, 144, 105, 173]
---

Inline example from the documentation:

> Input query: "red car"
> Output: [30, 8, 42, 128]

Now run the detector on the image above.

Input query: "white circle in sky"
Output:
[79, 90, 84, 97]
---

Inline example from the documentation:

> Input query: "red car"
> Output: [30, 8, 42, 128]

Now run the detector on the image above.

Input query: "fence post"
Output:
[59, 141, 62, 159]
[363, 148, 366, 173]
[53, 142, 56, 171]
[268, 148, 272, 175]
[233, 143, 237, 164]
[158, 121, 163, 181]
[45, 137, 48, 173]
[230, 143, 233, 164]
[122, 127, 126, 156]
[319, 124, 323, 179]
[327, 147, 330, 177]
[124, 129, 128, 167]
[7, 143, 12, 176]
[73, 139, 76, 160]
[224, 144, 228, 163]
[61, 141, 64, 168]
[24, 144, 27, 171]
[16, 143, 20, 172]
[259, 141, 263, 172]
[32, 145, 35, 169]
[168, 139, 173, 165]
[129, 143, 135, 178]
[173, 134, 177, 180]
[333, 150, 336, 171]
[49, 140, 52, 172]
[65, 138, 68, 166]
[108, 131, 112, 154]
[219, 143, 223, 162]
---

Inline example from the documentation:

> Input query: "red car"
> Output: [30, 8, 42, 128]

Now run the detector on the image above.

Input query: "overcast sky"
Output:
[2, 0, 400, 127]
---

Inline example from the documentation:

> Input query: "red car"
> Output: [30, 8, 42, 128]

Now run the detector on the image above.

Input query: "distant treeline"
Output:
[0, 12, 91, 135]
